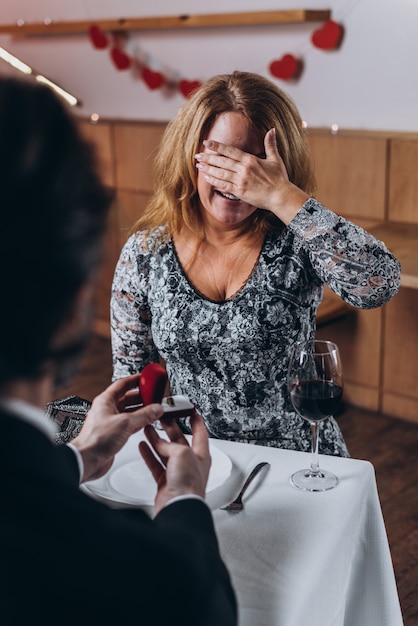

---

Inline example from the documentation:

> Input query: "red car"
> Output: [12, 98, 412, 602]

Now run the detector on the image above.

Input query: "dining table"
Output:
[207, 438, 404, 626]
[52, 396, 403, 626]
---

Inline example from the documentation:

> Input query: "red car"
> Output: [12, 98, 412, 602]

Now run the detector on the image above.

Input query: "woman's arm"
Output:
[111, 234, 159, 380]
[288, 198, 401, 309]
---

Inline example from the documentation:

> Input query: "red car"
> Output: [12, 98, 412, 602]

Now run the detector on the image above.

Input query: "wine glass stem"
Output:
[310, 421, 321, 476]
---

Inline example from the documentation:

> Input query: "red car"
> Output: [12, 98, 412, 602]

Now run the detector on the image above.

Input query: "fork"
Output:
[221, 462, 269, 511]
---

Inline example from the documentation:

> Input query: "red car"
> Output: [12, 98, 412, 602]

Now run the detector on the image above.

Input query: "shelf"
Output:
[0, 10, 331, 37]
[369, 222, 418, 290]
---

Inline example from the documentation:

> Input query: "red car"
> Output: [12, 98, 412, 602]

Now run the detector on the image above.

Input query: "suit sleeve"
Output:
[154, 499, 238, 626]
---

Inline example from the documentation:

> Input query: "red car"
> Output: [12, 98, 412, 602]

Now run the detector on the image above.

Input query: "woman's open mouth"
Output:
[215, 189, 240, 201]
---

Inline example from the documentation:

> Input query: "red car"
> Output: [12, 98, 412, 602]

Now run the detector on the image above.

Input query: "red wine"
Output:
[290, 380, 343, 422]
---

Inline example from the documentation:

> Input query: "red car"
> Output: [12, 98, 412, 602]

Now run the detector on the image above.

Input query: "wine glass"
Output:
[287, 339, 343, 491]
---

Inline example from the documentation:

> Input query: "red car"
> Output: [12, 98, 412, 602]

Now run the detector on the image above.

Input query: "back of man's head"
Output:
[0, 77, 111, 387]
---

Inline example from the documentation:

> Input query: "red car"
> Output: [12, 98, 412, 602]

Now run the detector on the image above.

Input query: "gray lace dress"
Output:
[111, 198, 401, 456]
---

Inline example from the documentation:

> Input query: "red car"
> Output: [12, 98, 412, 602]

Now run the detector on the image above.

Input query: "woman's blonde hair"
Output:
[133, 71, 316, 240]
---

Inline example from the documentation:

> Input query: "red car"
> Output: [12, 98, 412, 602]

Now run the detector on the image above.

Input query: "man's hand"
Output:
[139, 412, 211, 514]
[71, 374, 164, 482]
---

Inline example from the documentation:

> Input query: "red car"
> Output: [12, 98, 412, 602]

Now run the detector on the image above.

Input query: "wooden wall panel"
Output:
[93, 189, 157, 335]
[382, 288, 418, 422]
[77, 120, 116, 335]
[115, 190, 151, 249]
[113, 122, 166, 192]
[93, 200, 120, 336]
[308, 133, 387, 221]
[382, 394, 418, 425]
[77, 120, 115, 187]
[343, 381, 380, 413]
[388, 139, 418, 224]
[316, 306, 383, 411]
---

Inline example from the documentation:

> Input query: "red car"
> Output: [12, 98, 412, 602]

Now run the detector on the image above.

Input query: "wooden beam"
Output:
[0, 10, 331, 37]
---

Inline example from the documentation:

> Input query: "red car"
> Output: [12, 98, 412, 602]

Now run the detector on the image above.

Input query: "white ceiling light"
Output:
[0, 45, 79, 107]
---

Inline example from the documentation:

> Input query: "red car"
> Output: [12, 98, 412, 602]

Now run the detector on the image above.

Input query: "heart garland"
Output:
[269, 54, 302, 81]
[87, 23, 201, 98]
[311, 20, 344, 50]
[110, 46, 132, 71]
[87, 18, 344, 95]
[268, 19, 343, 82]
[88, 24, 109, 50]
[179, 79, 202, 98]
[141, 67, 165, 90]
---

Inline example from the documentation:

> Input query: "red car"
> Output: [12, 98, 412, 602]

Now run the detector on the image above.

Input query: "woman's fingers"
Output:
[197, 130, 281, 174]
[202, 138, 244, 161]
[264, 128, 280, 161]
[196, 143, 247, 178]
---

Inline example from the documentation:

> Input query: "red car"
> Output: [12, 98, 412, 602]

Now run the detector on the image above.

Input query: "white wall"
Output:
[0, 0, 417, 131]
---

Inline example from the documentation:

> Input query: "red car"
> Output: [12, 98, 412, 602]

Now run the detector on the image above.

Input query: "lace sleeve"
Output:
[110, 234, 159, 381]
[288, 198, 401, 309]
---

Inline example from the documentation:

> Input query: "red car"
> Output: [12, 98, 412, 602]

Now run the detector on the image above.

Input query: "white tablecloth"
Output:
[210, 439, 403, 626]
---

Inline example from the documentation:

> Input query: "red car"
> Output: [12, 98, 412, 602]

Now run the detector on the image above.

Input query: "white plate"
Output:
[82, 430, 233, 511]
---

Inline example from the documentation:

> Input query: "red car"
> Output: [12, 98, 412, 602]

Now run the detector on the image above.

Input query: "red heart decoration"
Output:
[88, 24, 109, 50]
[110, 46, 132, 71]
[269, 54, 300, 80]
[179, 79, 202, 99]
[139, 363, 168, 405]
[141, 67, 165, 90]
[311, 20, 344, 50]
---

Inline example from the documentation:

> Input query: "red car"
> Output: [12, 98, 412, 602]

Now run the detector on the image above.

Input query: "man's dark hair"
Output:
[0, 77, 112, 385]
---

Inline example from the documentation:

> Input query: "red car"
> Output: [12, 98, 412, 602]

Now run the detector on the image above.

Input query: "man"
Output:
[0, 77, 237, 625]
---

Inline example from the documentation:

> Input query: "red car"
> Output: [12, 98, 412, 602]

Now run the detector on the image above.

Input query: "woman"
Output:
[111, 71, 400, 456]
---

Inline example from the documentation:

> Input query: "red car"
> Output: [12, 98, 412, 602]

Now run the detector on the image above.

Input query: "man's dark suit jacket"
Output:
[0, 410, 237, 625]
